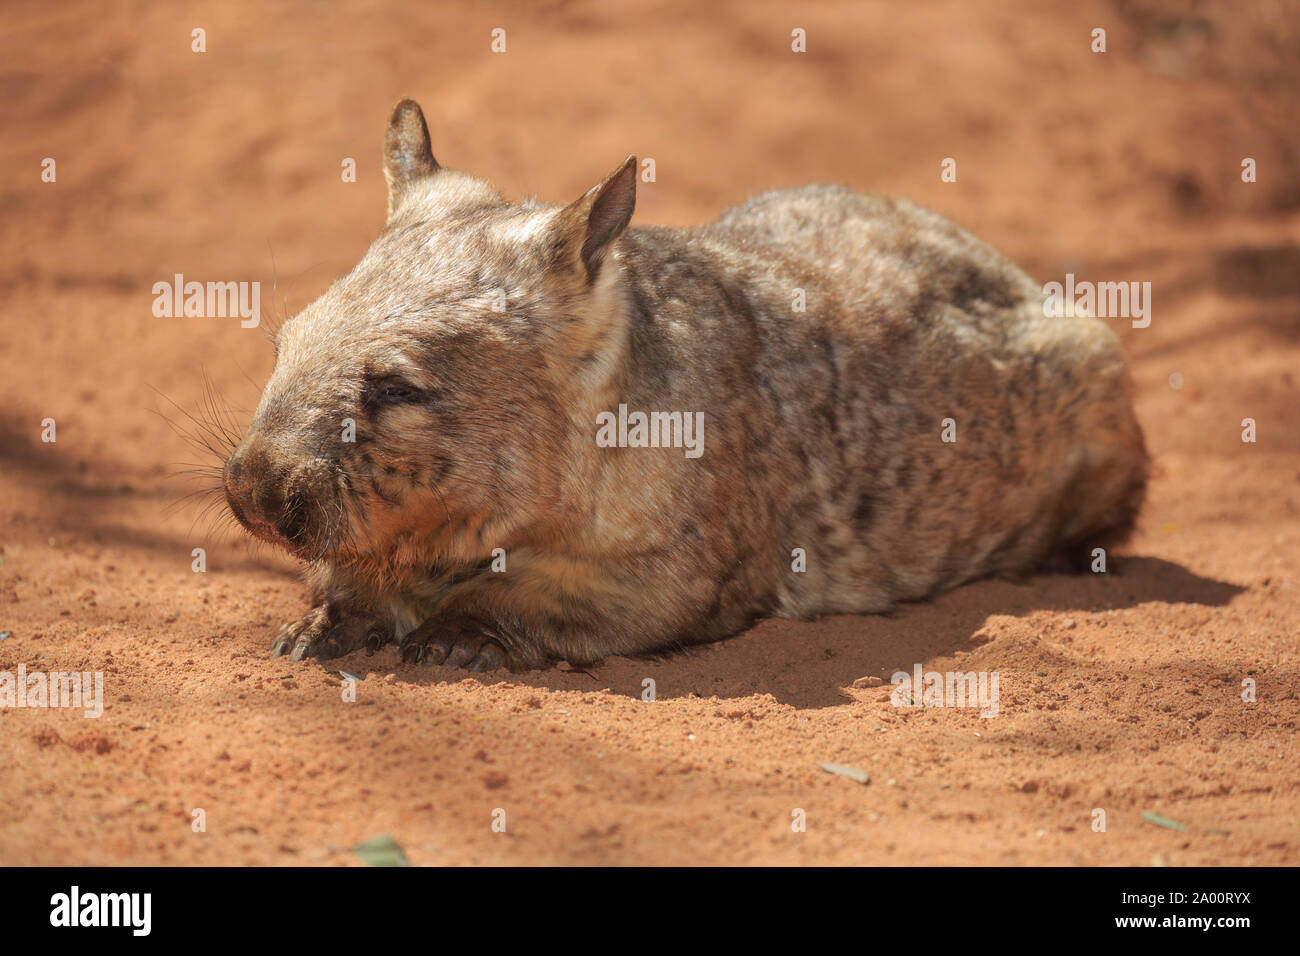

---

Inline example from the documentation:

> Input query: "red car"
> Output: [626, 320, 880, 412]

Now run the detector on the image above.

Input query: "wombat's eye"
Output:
[365, 378, 423, 407]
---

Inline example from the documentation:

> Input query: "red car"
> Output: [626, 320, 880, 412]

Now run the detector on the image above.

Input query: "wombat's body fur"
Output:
[223, 100, 1146, 671]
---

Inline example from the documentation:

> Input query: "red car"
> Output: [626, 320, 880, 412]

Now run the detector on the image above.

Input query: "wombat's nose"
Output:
[275, 490, 311, 544]
[225, 439, 328, 551]
[224, 438, 283, 532]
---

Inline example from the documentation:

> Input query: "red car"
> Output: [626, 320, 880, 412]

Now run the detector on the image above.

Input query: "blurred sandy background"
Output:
[0, 0, 1297, 864]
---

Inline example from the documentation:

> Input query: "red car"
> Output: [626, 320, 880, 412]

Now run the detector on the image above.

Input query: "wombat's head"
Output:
[223, 99, 636, 572]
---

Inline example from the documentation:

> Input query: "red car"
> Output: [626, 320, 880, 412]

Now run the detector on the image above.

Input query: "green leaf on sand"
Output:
[354, 834, 410, 866]
[1141, 812, 1188, 831]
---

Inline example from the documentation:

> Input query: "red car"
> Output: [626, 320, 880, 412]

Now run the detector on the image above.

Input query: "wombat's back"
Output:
[689, 186, 1148, 616]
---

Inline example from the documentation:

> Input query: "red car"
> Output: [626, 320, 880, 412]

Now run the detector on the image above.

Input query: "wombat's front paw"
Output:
[398, 615, 510, 672]
[272, 604, 384, 662]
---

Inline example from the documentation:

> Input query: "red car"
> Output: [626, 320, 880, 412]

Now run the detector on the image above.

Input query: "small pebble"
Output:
[818, 762, 869, 785]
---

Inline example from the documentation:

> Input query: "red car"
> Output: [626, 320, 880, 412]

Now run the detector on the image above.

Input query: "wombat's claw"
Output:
[399, 620, 509, 672]
[271, 606, 324, 657]
[287, 629, 343, 661]
[461, 643, 507, 672]
[271, 619, 300, 655]
[271, 606, 373, 662]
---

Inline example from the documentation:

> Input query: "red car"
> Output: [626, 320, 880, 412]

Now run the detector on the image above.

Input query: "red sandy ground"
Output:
[1, 0, 1297, 865]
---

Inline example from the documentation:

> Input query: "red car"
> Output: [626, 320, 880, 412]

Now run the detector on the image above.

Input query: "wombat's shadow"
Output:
[380, 557, 1246, 710]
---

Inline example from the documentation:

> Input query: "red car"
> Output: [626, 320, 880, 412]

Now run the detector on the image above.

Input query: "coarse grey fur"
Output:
[222, 99, 1147, 671]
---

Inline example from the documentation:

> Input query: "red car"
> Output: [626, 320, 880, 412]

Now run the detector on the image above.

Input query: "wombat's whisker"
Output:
[149, 385, 239, 462]
[262, 241, 283, 343]
[150, 369, 268, 563]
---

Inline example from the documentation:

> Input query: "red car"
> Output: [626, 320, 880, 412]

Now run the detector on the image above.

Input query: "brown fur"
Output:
[223, 99, 1148, 671]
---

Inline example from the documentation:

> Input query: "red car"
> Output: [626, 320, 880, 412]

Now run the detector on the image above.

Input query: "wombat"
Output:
[222, 98, 1147, 672]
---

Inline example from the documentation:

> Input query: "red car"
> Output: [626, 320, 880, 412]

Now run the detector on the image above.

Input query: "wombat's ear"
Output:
[556, 155, 637, 279]
[383, 98, 440, 217]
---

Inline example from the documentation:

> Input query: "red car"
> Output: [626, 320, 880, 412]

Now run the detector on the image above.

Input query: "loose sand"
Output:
[1, 0, 1297, 864]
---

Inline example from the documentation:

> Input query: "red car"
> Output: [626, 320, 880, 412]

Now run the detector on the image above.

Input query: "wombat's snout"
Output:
[223, 437, 331, 551]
